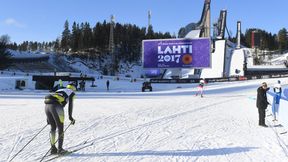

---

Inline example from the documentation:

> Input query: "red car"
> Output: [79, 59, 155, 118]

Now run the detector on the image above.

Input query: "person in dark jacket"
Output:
[44, 83, 76, 154]
[106, 80, 110, 91]
[256, 82, 270, 127]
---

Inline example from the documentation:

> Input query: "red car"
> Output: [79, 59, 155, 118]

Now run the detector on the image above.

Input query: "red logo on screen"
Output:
[182, 54, 193, 64]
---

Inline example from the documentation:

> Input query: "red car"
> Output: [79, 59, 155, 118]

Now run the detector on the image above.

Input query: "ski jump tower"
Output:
[109, 15, 116, 75]
[109, 15, 115, 54]
[164, 0, 247, 79]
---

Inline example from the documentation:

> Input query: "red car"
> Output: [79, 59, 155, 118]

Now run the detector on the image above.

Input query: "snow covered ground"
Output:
[1, 77, 288, 162]
[8, 50, 49, 59]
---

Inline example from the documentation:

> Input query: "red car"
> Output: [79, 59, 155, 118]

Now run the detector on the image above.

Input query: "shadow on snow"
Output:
[69, 147, 257, 157]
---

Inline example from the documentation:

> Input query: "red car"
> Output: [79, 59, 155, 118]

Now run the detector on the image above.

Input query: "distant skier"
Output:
[106, 80, 110, 91]
[256, 82, 270, 127]
[272, 80, 282, 121]
[79, 80, 85, 91]
[44, 83, 76, 154]
[51, 79, 64, 92]
[195, 78, 206, 97]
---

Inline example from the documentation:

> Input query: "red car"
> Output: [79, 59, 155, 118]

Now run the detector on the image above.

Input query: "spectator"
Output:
[256, 82, 270, 127]
[79, 80, 85, 91]
[106, 80, 110, 91]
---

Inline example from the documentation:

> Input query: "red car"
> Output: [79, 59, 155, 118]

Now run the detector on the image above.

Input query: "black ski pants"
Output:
[258, 107, 266, 125]
[45, 103, 65, 149]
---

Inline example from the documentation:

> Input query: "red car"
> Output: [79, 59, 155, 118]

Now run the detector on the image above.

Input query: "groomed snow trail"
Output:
[1, 81, 288, 162]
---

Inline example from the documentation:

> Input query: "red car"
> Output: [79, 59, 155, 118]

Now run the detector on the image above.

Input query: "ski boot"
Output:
[58, 148, 69, 155]
[50, 145, 58, 154]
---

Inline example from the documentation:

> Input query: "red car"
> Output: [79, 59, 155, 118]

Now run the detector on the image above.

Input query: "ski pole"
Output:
[9, 124, 48, 162]
[40, 122, 72, 162]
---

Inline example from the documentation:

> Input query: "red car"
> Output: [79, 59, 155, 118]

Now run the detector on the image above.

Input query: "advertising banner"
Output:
[142, 38, 210, 68]
[144, 69, 161, 77]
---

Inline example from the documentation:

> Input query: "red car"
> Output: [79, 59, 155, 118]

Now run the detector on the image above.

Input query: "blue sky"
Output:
[0, 0, 287, 43]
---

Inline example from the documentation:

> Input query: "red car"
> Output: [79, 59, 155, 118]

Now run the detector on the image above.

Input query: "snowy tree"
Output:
[0, 35, 12, 70]
[82, 22, 93, 49]
[278, 28, 288, 53]
[61, 20, 71, 52]
[71, 22, 81, 52]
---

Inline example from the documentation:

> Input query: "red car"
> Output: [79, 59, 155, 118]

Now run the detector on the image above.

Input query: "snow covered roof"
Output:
[8, 49, 49, 59]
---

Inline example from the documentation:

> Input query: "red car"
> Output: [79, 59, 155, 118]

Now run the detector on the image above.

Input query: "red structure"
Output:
[251, 31, 260, 48]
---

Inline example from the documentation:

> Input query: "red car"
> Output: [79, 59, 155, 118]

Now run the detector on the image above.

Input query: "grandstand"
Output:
[8, 51, 78, 73]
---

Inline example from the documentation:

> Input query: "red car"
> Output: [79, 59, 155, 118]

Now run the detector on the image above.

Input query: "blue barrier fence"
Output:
[267, 89, 288, 127]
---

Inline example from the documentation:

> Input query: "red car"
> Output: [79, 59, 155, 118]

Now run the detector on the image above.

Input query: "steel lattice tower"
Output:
[148, 10, 151, 28]
[109, 15, 115, 54]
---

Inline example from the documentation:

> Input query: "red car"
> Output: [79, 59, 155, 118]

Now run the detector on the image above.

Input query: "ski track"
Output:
[266, 117, 288, 157]
[6, 120, 23, 161]
[58, 96, 242, 162]
[36, 96, 239, 162]
[2, 81, 288, 161]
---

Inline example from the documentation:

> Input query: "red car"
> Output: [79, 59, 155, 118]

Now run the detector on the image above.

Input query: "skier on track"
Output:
[44, 83, 76, 154]
[195, 78, 206, 97]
